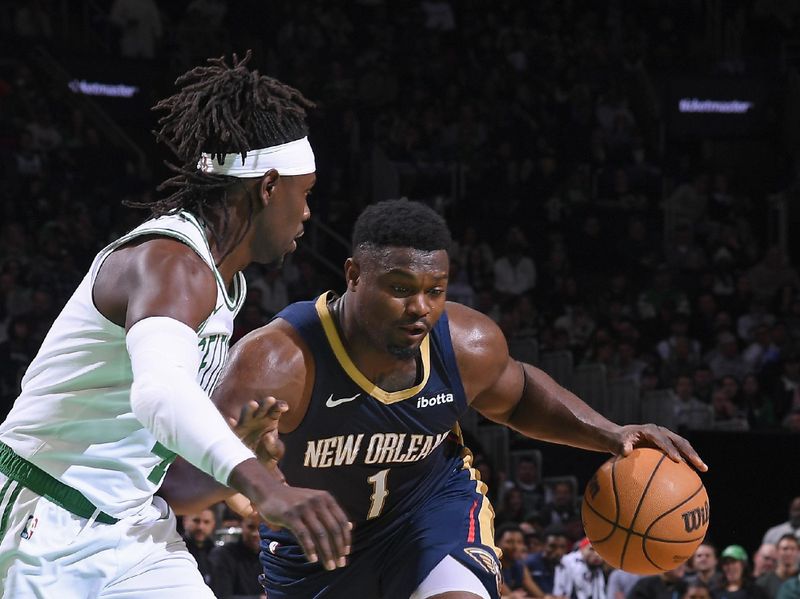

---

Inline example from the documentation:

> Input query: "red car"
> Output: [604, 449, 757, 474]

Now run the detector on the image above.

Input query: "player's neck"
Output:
[201, 208, 252, 288]
[208, 234, 249, 289]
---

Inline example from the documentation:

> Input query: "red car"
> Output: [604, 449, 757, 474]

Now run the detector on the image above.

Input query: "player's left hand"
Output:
[611, 424, 708, 472]
[229, 396, 288, 472]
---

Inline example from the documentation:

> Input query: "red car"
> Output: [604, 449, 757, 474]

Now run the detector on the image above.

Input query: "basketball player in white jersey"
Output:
[0, 52, 350, 598]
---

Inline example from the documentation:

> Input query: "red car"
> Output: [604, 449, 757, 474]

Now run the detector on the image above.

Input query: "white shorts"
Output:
[410, 555, 491, 599]
[0, 474, 215, 599]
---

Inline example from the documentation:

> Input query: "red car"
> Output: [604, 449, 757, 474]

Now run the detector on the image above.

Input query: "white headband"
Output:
[196, 136, 315, 178]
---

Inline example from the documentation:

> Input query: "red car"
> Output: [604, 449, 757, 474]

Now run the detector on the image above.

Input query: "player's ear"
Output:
[258, 169, 280, 207]
[344, 257, 360, 291]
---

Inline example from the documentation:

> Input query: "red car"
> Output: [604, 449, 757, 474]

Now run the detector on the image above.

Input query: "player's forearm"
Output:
[227, 457, 282, 503]
[159, 457, 235, 515]
[505, 363, 622, 452]
[127, 317, 257, 484]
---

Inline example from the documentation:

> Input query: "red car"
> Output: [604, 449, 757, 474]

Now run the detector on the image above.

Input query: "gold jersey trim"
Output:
[455, 423, 501, 559]
[314, 292, 431, 404]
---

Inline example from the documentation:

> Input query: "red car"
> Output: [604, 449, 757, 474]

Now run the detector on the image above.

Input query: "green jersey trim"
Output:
[180, 212, 246, 312]
[0, 441, 119, 524]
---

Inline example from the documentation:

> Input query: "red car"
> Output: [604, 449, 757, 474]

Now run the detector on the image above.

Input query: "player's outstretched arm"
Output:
[448, 303, 707, 471]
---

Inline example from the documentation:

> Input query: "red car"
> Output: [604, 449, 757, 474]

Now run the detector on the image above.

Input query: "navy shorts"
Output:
[260, 466, 501, 598]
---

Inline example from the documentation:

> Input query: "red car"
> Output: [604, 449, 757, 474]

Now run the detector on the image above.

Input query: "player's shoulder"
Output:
[96, 234, 218, 328]
[444, 301, 507, 359]
[220, 316, 315, 419]
[229, 317, 310, 370]
[444, 301, 510, 389]
[127, 235, 216, 288]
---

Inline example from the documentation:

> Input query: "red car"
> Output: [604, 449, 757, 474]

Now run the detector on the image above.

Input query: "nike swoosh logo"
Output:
[325, 393, 361, 408]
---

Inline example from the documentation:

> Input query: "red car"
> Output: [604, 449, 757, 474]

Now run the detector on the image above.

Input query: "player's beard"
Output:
[387, 343, 419, 360]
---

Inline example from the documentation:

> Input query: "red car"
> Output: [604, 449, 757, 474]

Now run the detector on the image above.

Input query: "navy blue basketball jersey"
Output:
[271, 292, 492, 548]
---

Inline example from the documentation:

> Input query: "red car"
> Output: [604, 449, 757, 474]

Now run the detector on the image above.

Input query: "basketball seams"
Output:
[612, 458, 621, 531]
[583, 499, 705, 544]
[584, 458, 622, 545]
[640, 482, 706, 571]
[619, 453, 667, 570]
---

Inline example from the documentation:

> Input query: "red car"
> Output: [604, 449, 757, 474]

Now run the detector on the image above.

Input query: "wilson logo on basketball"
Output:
[680, 501, 710, 533]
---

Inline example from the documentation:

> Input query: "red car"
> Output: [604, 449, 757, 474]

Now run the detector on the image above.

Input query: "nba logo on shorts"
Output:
[20, 515, 38, 540]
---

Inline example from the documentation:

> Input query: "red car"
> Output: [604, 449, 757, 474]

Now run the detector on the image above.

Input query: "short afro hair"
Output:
[351, 199, 452, 254]
[495, 523, 523, 543]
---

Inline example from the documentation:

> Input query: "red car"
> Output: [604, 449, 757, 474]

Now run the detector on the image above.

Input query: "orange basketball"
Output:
[581, 448, 709, 575]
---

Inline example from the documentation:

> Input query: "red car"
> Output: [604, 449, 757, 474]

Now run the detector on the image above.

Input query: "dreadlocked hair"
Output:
[125, 50, 314, 258]
[352, 199, 452, 254]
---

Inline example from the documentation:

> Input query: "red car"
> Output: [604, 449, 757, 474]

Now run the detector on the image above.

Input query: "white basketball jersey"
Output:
[0, 212, 246, 518]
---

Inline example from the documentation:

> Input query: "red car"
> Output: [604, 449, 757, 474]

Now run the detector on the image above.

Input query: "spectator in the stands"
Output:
[553, 538, 606, 599]
[661, 335, 702, 388]
[738, 301, 776, 345]
[446, 258, 477, 308]
[757, 534, 800, 598]
[541, 480, 581, 538]
[683, 582, 713, 599]
[657, 315, 702, 363]
[672, 374, 713, 431]
[743, 324, 780, 374]
[665, 225, 707, 275]
[108, 0, 163, 59]
[707, 332, 748, 382]
[772, 352, 800, 422]
[527, 526, 571, 595]
[752, 544, 778, 579]
[496, 486, 528, 528]
[497, 523, 546, 598]
[716, 545, 768, 599]
[685, 543, 723, 592]
[629, 563, 687, 599]
[741, 374, 776, 430]
[746, 246, 800, 306]
[494, 229, 537, 300]
[762, 498, 800, 547]
[607, 568, 642, 599]
[209, 513, 264, 599]
[183, 508, 217, 587]
[500, 456, 546, 517]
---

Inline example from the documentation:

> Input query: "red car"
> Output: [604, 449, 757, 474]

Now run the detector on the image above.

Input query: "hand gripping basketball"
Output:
[611, 423, 708, 473]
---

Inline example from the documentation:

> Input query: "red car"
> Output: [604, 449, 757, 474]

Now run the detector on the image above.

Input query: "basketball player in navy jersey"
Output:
[163, 199, 706, 598]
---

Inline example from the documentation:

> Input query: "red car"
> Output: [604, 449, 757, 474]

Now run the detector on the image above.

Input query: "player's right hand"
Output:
[255, 485, 352, 571]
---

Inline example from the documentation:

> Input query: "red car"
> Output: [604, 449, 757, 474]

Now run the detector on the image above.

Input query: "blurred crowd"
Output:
[2, 0, 800, 595]
[1, 0, 799, 432]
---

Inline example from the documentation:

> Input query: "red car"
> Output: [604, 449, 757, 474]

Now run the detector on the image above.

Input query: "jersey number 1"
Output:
[366, 468, 390, 519]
